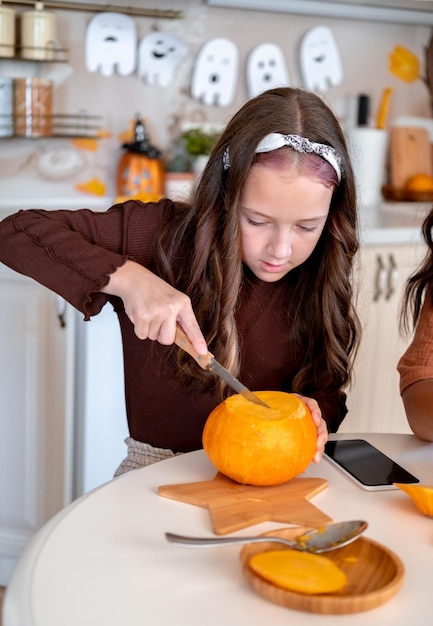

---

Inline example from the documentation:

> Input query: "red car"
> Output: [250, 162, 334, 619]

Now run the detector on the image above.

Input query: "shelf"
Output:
[0, 46, 72, 84]
[0, 44, 69, 63]
[0, 112, 104, 140]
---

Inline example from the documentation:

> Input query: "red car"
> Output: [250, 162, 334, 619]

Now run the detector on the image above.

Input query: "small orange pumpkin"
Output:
[116, 151, 164, 197]
[116, 115, 165, 198]
[202, 391, 316, 486]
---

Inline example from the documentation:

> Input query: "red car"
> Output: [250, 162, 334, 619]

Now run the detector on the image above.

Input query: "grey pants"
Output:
[114, 437, 182, 477]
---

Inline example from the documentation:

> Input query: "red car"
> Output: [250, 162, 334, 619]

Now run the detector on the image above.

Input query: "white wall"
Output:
[0, 0, 431, 200]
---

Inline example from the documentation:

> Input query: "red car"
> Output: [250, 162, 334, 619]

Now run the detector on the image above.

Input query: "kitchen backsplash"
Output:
[0, 0, 431, 204]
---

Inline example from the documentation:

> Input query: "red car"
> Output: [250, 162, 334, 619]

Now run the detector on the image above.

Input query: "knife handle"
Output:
[174, 325, 213, 370]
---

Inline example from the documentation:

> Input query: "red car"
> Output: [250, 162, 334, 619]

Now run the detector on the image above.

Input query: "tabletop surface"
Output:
[3, 433, 433, 625]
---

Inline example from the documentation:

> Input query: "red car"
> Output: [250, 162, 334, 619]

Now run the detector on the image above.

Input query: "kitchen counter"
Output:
[360, 201, 430, 246]
[0, 197, 430, 247]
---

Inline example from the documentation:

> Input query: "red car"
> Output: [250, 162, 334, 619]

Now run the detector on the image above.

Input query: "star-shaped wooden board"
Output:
[158, 472, 332, 535]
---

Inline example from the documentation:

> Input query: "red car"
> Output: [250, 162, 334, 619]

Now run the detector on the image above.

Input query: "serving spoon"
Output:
[165, 520, 368, 554]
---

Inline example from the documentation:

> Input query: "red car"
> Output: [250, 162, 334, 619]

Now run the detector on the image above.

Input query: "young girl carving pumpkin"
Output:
[0, 87, 360, 473]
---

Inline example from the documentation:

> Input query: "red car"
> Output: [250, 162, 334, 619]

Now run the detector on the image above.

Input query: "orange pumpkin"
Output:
[116, 151, 164, 197]
[116, 115, 165, 198]
[202, 391, 316, 486]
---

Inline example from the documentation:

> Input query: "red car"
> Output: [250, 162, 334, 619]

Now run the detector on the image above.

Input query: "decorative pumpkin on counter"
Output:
[202, 391, 316, 486]
[116, 114, 165, 198]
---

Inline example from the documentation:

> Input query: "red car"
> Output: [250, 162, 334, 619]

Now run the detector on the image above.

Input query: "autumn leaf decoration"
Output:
[389, 29, 433, 115]
[389, 45, 421, 82]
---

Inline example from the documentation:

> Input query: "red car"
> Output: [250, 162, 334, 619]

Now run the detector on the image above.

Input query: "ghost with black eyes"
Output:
[85, 12, 137, 77]
[137, 32, 188, 87]
[191, 38, 239, 107]
[246, 43, 290, 98]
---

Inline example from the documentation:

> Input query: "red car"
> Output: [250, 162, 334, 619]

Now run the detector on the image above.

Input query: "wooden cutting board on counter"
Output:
[390, 127, 433, 188]
[158, 473, 332, 535]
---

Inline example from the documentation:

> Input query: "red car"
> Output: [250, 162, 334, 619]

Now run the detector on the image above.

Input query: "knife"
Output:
[174, 325, 270, 408]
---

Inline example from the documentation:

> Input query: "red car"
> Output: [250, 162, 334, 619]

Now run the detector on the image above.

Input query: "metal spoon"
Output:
[165, 520, 368, 554]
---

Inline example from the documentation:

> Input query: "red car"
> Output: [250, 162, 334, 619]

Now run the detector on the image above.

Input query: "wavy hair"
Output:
[401, 207, 433, 333]
[156, 87, 360, 398]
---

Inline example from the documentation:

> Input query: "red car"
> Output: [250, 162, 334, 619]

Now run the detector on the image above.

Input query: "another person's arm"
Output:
[401, 380, 433, 441]
[398, 299, 433, 441]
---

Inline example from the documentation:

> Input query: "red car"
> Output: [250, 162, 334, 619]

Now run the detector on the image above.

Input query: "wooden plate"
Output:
[240, 527, 404, 615]
[382, 185, 433, 202]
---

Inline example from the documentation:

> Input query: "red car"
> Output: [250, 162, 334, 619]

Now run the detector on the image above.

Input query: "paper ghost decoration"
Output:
[299, 26, 343, 92]
[85, 12, 137, 77]
[137, 31, 188, 87]
[191, 38, 239, 107]
[246, 43, 290, 98]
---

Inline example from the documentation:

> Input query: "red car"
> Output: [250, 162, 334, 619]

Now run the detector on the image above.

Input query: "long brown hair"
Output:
[156, 87, 360, 398]
[401, 207, 433, 333]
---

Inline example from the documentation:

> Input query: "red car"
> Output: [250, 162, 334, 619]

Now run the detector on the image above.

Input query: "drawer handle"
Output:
[386, 254, 398, 301]
[373, 254, 387, 301]
[55, 295, 67, 328]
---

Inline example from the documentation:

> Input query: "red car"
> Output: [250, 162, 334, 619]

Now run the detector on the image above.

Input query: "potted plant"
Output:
[180, 125, 222, 173]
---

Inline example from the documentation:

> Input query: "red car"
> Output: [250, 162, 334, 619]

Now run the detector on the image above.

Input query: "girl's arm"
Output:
[0, 204, 207, 354]
[102, 259, 207, 354]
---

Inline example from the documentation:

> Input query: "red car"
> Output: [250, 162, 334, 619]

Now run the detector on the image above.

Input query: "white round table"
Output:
[3, 433, 433, 625]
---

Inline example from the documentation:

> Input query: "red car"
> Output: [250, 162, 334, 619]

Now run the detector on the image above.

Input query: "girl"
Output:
[0, 87, 360, 473]
[398, 206, 433, 440]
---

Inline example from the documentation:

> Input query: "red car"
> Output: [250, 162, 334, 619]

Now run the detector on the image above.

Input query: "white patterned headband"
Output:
[223, 132, 342, 183]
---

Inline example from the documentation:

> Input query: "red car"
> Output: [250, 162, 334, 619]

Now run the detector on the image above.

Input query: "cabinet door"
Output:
[342, 244, 423, 434]
[0, 267, 74, 585]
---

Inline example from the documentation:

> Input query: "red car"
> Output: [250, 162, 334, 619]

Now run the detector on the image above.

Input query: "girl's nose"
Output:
[268, 231, 292, 259]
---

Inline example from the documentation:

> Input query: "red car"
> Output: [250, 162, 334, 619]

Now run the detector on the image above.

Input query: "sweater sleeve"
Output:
[0, 199, 170, 319]
[398, 299, 433, 393]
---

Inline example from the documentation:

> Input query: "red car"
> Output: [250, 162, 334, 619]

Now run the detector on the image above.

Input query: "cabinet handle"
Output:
[385, 253, 398, 301]
[55, 295, 67, 329]
[373, 254, 387, 301]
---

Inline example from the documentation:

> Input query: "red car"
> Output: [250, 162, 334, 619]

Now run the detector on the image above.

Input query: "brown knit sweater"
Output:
[0, 199, 347, 452]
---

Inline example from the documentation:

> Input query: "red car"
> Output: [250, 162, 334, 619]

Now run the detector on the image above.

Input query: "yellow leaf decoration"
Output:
[389, 45, 421, 83]
[71, 130, 111, 152]
[96, 129, 111, 139]
[118, 119, 137, 144]
[75, 177, 107, 196]
[71, 138, 99, 152]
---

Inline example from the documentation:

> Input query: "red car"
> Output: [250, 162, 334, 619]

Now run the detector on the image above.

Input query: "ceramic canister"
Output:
[21, 1, 56, 60]
[0, 77, 13, 137]
[14, 77, 53, 137]
[0, 2, 16, 57]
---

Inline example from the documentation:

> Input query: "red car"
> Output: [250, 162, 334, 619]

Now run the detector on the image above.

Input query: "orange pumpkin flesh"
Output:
[202, 391, 316, 486]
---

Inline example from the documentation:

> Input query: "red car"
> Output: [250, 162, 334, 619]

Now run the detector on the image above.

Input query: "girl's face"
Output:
[239, 163, 333, 282]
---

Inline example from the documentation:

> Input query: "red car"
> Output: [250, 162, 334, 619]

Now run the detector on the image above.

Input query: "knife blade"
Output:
[174, 325, 270, 408]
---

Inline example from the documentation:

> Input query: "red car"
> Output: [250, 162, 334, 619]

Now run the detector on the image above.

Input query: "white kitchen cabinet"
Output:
[0, 263, 75, 586]
[342, 243, 424, 435]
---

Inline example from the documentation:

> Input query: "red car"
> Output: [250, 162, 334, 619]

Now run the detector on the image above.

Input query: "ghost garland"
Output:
[85, 14, 343, 107]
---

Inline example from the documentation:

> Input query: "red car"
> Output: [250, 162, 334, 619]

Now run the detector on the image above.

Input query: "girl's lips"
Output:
[261, 260, 287, 273]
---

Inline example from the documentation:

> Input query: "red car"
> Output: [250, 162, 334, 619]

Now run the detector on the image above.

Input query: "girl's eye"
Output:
[247, 217, 266, 227]
[298, 224, 318, 233]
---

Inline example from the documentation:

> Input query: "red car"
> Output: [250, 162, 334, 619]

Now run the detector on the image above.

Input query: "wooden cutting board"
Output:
[158, 473, 332, 535]
[390, 127, 433, 188]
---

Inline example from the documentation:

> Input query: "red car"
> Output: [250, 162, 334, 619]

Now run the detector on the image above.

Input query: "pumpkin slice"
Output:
[394, 483, 433, 517]
[249, 550, 347, 595]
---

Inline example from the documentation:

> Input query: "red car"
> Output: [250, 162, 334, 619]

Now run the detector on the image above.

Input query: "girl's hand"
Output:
[295, 394, 328, 463]
[102, 260, 208, 355]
